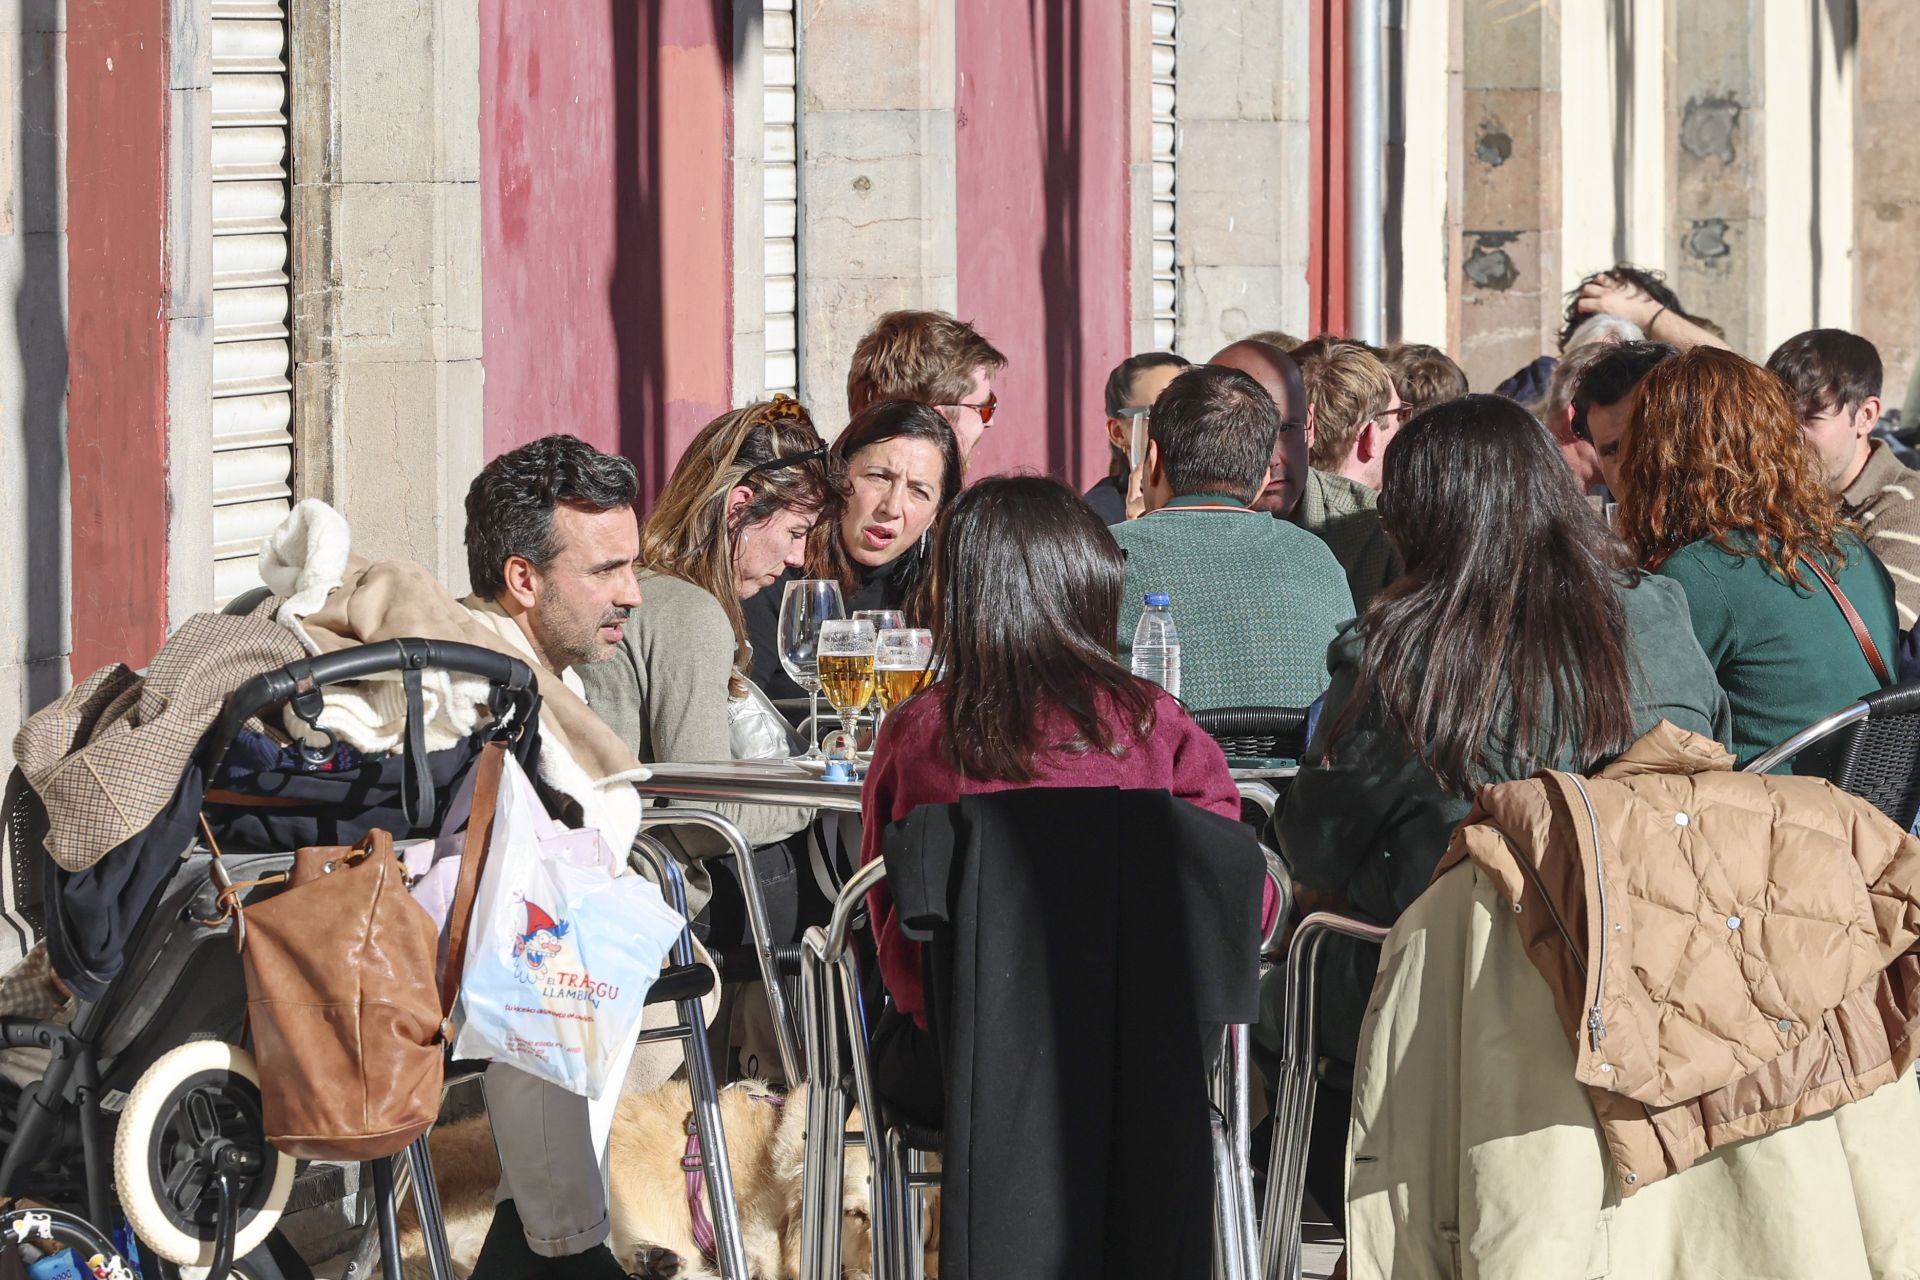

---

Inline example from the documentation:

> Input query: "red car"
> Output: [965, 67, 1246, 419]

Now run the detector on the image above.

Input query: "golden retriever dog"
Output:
[400, 1080, 935, 1279]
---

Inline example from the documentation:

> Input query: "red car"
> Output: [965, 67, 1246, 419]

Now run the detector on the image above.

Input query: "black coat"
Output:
[884, 787, 1262, 1280]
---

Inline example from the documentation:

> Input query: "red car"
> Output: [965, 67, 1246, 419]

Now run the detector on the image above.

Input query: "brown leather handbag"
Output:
[212, 740, 505, 1160]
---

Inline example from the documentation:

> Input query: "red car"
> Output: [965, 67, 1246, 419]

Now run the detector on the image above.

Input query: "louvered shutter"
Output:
[210, 0, 293, 603]
[1151, 2, 1179, 351]
[763, 0, 800, 397]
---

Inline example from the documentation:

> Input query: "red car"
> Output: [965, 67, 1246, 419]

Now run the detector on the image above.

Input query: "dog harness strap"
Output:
[683, 1114, 718, 1262]
[682, 1092, 785, 1263]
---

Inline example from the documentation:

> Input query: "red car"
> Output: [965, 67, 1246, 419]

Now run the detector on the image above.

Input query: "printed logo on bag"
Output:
[509, 898, 622, 1006]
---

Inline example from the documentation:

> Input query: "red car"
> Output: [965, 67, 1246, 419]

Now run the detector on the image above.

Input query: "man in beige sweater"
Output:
[1769, 329, 1920, 630]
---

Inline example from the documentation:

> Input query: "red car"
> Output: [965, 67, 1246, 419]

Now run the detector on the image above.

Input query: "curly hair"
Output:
[1616, 347, 1850, 587]
[640, 396, 835, 694]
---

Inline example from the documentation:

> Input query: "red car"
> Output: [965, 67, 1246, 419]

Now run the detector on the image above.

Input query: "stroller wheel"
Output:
[112, 1041, 296, 1267]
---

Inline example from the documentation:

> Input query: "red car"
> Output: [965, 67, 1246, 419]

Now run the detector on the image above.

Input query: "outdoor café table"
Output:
[634, 759, 1296, 1077]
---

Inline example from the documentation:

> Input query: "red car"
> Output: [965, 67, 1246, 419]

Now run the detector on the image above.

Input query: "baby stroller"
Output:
[0, 627, 740, 1279]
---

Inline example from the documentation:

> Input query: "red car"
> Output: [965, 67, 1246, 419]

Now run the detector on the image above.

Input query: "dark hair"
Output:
[1148, 365, 1280, 502]
[1327, 395, 1640, 795]
[1384, 343, 1469, 415]
[465, 434, 639, 598]
[808, 399, 963, 621]
[1103, 352, 1191, 416]
[1559, 264, 1686, 351]
[1570, 340, 1678, 443]
[1766, 328, 1884, 418]
[930, 475, 1158, 782]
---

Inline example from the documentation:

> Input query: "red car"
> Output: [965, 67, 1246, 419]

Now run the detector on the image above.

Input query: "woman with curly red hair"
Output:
[1617, 346, 1897, 771]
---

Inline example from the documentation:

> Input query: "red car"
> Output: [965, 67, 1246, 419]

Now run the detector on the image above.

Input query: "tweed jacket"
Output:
[1287, 468, 1400, 612]
[1433, 720, 1920, 1196]
[13, 596, 304, 871]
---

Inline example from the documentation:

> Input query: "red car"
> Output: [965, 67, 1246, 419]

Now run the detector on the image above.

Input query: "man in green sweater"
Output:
[1111, 364, 1356, 713]
[1768, 329, 1920, 630]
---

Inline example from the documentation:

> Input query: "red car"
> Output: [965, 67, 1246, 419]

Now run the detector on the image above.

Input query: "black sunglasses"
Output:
[740, 444, 829, 483]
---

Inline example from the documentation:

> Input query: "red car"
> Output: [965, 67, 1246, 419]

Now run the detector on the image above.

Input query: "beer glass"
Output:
[778, 579, 845, 758]
[816, 618, 877, 760]
[872, 627, 935, 740]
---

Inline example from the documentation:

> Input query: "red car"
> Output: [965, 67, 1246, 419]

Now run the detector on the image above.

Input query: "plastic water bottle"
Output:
[1131, 592, 1181, 699]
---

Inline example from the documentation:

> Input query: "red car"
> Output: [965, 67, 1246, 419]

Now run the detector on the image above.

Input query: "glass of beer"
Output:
[817, 618, 877, 761]
[872, 628, 935, 740]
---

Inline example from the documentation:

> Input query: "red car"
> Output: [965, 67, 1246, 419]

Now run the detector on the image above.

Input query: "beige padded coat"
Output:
[1433, 719, 1920, 1195]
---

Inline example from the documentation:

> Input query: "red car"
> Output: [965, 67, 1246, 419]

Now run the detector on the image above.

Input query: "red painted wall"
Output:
[67, 0, 171, 674]
[1309, 0, 1351, 337]
[478, 1, 733, 499]
[956, 0, 1132, 488]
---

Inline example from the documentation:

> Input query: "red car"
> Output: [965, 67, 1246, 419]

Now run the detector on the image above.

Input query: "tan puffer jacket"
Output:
[1434, 719, 1920, 1196]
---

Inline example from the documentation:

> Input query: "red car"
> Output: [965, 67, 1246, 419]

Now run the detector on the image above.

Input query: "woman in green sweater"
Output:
[577, 396, 835, 951]
[1617, 347, 1897, 773]
[1266, 395, 1730, 1238]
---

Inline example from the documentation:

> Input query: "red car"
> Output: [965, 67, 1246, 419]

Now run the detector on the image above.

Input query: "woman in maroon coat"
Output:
[858, 475, 1242, 1125]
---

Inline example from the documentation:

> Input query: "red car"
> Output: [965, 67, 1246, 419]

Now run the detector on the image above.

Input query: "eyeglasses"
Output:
[1278, 420, 1308, 434]
[1377, 403, 1418, 425]
[935, 391, 998, 426]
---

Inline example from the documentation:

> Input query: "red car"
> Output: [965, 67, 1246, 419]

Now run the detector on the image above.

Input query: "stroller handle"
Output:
[205, 638, 541, 779]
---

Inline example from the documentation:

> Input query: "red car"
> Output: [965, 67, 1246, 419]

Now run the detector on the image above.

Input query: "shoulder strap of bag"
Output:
[438, 741, 506, 1015]
[1798, 551, 1892, 686]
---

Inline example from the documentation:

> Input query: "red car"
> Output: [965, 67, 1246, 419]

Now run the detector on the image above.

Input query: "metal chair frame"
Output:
[1257, 911, 1390, 1280]
[1741, 684, 1920, 831]
[1196, 707, 1313, 766]
[796, 857, 1272, 1280]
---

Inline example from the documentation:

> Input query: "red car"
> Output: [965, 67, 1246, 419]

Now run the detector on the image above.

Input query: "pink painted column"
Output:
[956, 0, 1132, 487]
[479, 2, 734, 499]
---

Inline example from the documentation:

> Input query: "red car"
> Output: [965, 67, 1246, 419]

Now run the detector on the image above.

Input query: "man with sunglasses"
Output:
[846, 308, 1007, 467]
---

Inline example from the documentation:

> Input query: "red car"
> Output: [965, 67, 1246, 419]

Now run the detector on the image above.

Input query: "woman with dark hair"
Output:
[1618, 346, 1898, 772]
[858, 475, 1242, 1125]
[578, 395, 833, 946]
[745, 399, 964, 699]
[1269, 394, 1728, 1234]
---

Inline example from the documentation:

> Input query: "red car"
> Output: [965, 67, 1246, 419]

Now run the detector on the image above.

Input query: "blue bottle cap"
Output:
[1144, 592, 1172, 608]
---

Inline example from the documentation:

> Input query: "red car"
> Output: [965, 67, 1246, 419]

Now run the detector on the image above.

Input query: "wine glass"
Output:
[779, 579, 845, 758]
[816, 618, 878, 761]
[872, 628, 935, 741]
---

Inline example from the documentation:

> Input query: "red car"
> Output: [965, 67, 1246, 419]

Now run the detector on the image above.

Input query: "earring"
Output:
[919, 528, 931, 557]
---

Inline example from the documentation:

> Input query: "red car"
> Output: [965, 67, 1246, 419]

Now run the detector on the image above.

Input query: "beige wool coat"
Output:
[1348, 720, 1920, 1277]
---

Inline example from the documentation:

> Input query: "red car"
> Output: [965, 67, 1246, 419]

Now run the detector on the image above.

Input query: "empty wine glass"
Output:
[872, 628, 935, 741]
[779, 579, 845, 758]
[817, 618, 878, 761]
[854, 609, 906, 632]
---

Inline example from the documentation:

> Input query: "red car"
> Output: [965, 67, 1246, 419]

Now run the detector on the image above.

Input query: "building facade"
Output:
[2, 0, 1911, 764]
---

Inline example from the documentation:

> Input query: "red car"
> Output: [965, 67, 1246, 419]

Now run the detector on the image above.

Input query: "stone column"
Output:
[1455, 0, 1560, 391]
[290, 0, 484, 589]
[1854, 0, 1914, 400]
[1667, 0, 1765, 355]
[797, 0, 956, 434]
[1173, 0, 1313, 354]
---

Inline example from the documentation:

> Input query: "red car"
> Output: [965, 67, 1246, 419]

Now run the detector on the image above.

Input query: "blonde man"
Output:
[846, 309, 1008, 465]
[1299, 342, 1406, 491]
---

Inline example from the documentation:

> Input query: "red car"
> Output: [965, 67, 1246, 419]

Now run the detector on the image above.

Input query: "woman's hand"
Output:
[1124, 456, 1149, 520]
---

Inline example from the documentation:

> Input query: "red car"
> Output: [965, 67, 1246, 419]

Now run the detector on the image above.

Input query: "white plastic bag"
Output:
[450, 751, 685, 1095]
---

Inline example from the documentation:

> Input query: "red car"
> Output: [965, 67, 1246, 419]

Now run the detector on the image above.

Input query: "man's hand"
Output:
[1574, 274, 1662, 328]
[1574, 273, 1732, 352]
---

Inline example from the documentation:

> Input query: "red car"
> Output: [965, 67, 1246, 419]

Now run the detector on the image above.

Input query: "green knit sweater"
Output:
[1656, 532, 1896, 772]
[1110, 493, 1357, 713]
